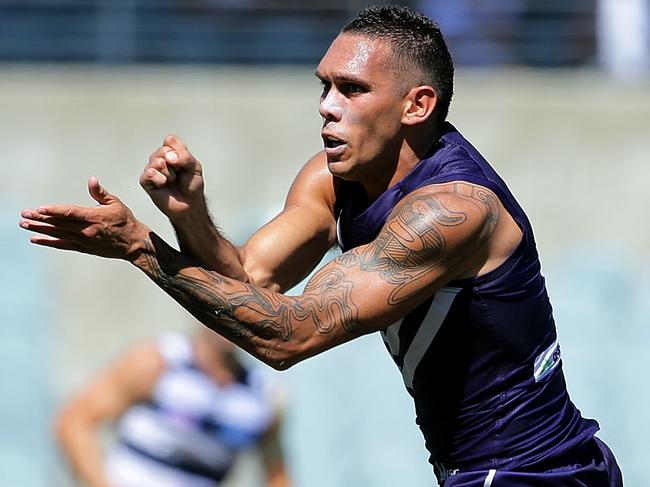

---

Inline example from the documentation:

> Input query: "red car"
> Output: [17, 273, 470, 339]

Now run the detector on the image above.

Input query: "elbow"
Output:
[263, 349, 300, 372]
[268, 359, 294, 372]
[259, 341, 308, 371]
[240, 252, 283, 292]
[53, 402, 93, 448]
[53, 406, 74, 446]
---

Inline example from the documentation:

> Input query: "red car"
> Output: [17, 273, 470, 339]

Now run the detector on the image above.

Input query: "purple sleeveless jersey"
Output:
[335, 123, 600, 472]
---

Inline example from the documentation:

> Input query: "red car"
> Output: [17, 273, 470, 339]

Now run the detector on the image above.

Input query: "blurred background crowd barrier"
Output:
[0, 0, 647, 74]
[1, 1, 648, 486]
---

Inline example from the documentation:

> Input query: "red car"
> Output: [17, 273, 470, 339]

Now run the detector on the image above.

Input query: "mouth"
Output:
[322, 133, 348, 158]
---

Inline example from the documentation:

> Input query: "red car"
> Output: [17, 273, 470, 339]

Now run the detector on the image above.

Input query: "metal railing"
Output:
[0, 0, 602, 66]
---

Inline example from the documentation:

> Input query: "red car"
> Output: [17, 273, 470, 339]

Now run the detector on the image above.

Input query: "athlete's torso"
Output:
[335, 122, 598, 470]
[106, 333, 275, 487]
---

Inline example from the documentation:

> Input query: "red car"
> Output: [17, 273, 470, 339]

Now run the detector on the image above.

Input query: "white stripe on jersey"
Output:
[401, 287, 461, 389]
[336, 217, 343, 248]
[382, 318, 403, 356]
[483, 469, 497, 487]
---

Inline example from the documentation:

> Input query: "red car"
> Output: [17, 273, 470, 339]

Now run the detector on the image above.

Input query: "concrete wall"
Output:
[1, 65, 648, 486]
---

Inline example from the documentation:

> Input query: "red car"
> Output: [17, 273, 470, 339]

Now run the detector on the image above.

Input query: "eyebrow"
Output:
[314, 70, 371, 87]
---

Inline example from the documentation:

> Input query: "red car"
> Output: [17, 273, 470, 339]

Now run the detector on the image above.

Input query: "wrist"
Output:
[125, 221, 155, 264]
[168, 199, 210, 228]
[171, 211, 220, 246]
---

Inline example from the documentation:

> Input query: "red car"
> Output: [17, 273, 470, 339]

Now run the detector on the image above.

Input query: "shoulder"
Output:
[389, 182, 499, 241]
[96, 339, 167, 400]
[121, 339, 166, 370]
[156, 332, 193, 367]
[365, 182, 500, 284]
[286, 151, 336, 213]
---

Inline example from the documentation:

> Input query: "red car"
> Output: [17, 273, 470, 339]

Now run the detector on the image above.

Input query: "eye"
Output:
[340, 83, 367, 96]
[319, 80, 331, 97]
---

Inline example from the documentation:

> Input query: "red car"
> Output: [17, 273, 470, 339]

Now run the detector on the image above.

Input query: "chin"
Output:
[326, 159, 354, 180]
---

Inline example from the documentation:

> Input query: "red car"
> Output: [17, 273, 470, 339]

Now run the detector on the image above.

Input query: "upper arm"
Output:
[134, 183, 500, 371]
[57, 341, 165, 427]
[290, 184, 499, 360]
[240, 151, 338, 293]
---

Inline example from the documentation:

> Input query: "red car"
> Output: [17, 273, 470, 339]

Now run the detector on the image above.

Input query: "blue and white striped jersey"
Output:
[106, 333, 275, 487]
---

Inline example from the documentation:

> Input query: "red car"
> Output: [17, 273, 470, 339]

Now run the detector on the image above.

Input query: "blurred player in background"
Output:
[56, 328, 291, 487]
[22, 5, 622, 486]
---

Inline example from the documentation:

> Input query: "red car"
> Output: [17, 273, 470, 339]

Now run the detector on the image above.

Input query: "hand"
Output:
[140, 134, 207, 223]
[19, 177, 150, 261]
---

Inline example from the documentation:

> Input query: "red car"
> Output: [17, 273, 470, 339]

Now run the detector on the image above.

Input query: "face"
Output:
[316, 33, 409, 183]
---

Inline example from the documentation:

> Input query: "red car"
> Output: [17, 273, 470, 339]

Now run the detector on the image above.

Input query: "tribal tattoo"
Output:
[135, 183, 498, 365]
[336, 184, 499, 304]
[139, 234, 361, 364]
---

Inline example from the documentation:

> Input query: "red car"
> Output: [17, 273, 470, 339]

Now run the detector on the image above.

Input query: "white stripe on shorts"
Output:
[483, 469, 497, 487]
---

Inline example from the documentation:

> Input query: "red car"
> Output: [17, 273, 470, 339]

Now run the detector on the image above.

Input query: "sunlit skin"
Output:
[17, 25, 520, 367]
[316, 33, 439, 200]
[18, 7, 616, 477]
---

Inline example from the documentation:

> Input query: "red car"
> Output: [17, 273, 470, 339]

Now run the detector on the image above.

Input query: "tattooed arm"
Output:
[130, 183, 502, 369]
[20, 180, 506, 369]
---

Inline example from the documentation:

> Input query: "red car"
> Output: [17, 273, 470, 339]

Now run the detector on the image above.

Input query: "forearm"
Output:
[260, 421, 291, 487]
[172, 210, 249, 282]
[131, 233, 361, 369]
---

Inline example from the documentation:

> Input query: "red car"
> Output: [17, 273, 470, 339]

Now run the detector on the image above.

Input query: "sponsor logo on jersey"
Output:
[533, 337, 561, 382]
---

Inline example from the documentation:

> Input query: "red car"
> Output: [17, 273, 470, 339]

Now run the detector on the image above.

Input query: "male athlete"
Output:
[20, 6, 623, 486]
[56, 328, 290, 487]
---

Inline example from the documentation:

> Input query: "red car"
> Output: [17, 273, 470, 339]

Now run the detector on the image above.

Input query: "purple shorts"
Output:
[437, 437, 623, 486]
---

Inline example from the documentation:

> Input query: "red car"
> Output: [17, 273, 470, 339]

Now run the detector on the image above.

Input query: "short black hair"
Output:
[342, 5, 454, 124]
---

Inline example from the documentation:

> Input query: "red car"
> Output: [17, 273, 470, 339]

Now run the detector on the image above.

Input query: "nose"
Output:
[319, 89, 343, 122]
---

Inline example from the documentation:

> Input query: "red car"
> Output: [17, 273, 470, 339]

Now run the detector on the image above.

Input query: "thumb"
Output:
[88, 177, 116, 205]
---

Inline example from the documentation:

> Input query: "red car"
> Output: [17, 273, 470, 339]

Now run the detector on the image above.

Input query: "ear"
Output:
[401, 86, 437, 126]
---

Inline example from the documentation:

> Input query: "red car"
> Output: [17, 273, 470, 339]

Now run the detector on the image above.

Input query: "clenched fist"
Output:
[140, 135, 207, 223]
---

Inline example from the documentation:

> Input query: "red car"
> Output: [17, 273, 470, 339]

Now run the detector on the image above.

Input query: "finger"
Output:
[21, 209, 89, 227]
[20, 212, 83, 227]
[149, 146, 180, 171]
[161, 140, 201, 175]
[161, 147, 183, 167]
[29, 235, 85, 253]
[20, 209, 49, 222]
[165, 151, 201, 176]
[88, 177, 121, 206]
[19, 218, 87, 238]
[163, 134, 187, 152]
[149, 146, 170, 164]
[148, 157, 176, 182]
[163, 149, 179, 164]
[140, 167, 171, 191]
[26, 205, 90, 221]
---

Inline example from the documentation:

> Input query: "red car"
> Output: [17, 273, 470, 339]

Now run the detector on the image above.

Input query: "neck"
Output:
[362, 125, 442, 201]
